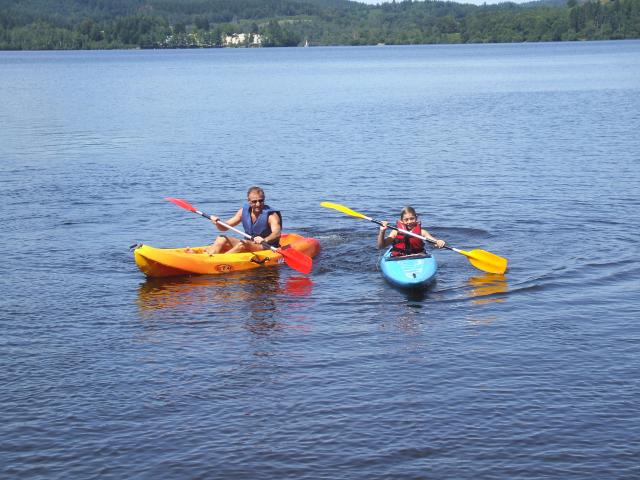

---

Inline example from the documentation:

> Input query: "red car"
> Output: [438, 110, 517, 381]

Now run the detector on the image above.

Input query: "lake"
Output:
[1, 41, 639, 479]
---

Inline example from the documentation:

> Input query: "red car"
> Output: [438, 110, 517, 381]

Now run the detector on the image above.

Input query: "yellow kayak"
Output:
[134, 233, 320, 278]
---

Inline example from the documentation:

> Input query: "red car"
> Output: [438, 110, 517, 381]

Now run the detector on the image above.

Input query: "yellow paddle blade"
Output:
[320, 202, 370, 220]
[456, 248, 508, 274]
[320, 200, 508, 274]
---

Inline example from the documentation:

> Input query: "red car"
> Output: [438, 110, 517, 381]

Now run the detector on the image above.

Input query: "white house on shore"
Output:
[223, 33, 263, 47]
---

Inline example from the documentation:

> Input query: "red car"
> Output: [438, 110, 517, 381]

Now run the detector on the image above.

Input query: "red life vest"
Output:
[391, 221, 424, 256]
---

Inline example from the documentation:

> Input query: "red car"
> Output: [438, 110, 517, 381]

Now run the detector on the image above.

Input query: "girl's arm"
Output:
[377, 222, 396, 249]
[421, 229, 446, 248]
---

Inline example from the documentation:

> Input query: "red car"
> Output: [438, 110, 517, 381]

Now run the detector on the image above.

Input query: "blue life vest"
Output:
[241, 204, 282, 245]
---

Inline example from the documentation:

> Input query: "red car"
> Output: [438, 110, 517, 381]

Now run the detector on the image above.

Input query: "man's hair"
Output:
[247, 186, 265, 197]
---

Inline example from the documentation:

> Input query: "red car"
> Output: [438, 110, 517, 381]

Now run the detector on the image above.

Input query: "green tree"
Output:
[195, 16, 209, 31]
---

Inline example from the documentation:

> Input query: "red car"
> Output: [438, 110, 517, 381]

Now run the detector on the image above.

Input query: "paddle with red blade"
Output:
[165, 197, 313, 275]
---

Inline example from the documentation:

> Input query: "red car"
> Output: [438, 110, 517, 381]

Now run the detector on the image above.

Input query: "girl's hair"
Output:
[400, 206, 418, 219]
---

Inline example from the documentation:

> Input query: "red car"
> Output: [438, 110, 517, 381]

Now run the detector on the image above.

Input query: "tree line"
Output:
[0, 0, 638, 50]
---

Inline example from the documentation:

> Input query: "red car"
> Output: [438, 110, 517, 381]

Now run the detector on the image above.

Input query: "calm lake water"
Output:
[2, 41, 639, 479]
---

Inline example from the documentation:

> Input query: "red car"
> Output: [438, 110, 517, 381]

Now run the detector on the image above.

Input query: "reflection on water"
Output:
[383, 307, 423, 336]
[137, 270, 314, 334]
[137, 275, 230, 313]
[405, 289, 430, 303]
[467, 273, 509, 305]
[244, 271, 280, 336]
[284, 276, 314, 296]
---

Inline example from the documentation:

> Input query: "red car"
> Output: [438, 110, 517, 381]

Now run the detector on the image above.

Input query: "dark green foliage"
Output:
[0, 0, 638, 49]
[262, 20, 302, 46]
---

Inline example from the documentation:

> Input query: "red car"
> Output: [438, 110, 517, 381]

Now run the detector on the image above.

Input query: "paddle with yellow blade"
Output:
[166, 197, 313, 275]
[320, 201, 508, 274]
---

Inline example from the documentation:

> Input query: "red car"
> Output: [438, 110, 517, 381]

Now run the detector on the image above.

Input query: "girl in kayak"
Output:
[377, 206, 446, 256]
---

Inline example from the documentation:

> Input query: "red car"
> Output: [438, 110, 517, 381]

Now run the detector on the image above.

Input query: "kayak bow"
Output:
[379, 248, 438, 290]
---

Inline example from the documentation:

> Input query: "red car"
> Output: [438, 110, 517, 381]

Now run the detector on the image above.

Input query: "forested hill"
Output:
[1, 0, 639, 50]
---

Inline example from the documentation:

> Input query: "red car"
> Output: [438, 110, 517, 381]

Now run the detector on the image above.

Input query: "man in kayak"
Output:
[205, 186, 282, 254]
[377, 206, 446, 255]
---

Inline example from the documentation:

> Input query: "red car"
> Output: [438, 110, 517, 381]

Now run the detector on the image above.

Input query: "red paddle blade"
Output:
[277, 246, 313, 275]
[165, 197, 197, 213]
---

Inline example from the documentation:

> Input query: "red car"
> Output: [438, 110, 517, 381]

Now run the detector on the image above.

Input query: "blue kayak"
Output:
[379, 248, 437, 290]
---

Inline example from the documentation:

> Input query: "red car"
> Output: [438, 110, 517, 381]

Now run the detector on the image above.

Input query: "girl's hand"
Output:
[379, 221, 388, 232]
[434, 239, 446, 249]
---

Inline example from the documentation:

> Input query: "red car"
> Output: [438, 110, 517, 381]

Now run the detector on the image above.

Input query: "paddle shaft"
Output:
[165, 197, 313, 274]
[320, 201, 507, 274]
[187, 207, 279, 253]
[369, 217, 456, 252]
[370, 216, 505, 270]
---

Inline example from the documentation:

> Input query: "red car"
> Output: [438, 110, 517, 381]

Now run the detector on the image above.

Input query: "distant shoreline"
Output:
[3, 38, 640, 53]
[2, 0, 638, 51]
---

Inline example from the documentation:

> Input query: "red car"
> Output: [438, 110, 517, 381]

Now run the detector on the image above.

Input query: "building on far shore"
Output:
[223, 33, 262, 47]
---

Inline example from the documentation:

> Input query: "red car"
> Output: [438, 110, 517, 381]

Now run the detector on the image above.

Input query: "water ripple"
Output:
[3, 43, 640, 480]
